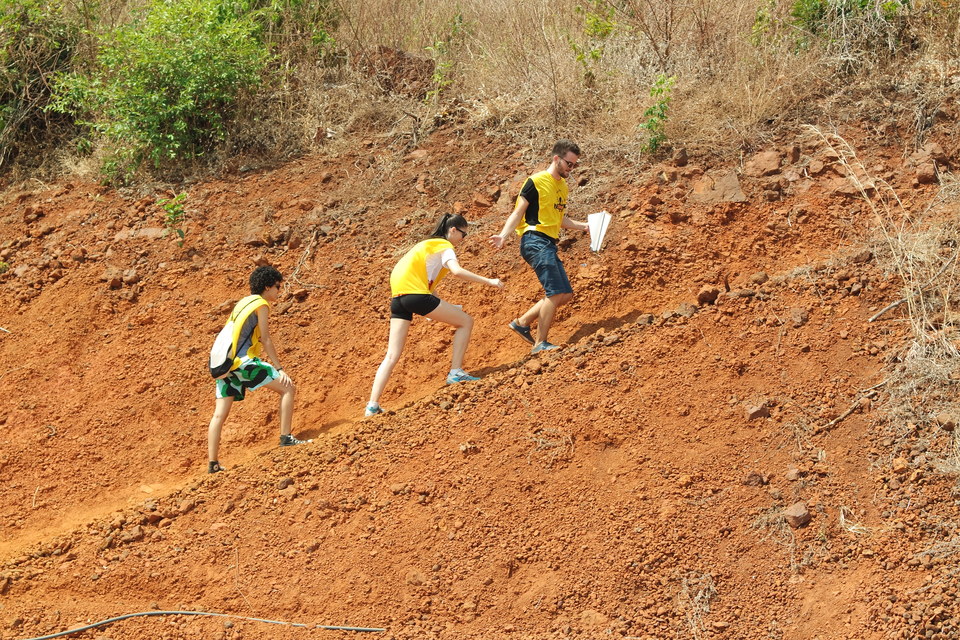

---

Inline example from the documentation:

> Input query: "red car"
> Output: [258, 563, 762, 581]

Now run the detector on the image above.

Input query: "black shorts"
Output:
[390, 294, 441, 321]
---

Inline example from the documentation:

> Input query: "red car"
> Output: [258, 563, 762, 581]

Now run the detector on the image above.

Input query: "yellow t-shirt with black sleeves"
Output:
[515, 170, 568, 240]
[390, 238, 457, 297]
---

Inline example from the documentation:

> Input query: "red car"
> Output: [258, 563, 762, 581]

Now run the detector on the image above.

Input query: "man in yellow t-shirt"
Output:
[489, 139, 589, 354]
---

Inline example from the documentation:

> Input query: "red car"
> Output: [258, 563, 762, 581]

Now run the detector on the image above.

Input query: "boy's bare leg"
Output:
[208, 396, 234, 462]
[520, 293, 573, 344]
[264, 377, 297, 436]
[517, 299, 543, 330]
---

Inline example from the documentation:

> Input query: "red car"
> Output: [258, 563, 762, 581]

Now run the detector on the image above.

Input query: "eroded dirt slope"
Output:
[1, 127, 958, 640]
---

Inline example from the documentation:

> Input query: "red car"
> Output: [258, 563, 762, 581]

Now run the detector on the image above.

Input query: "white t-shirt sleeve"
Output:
[440, 247, 457, 268]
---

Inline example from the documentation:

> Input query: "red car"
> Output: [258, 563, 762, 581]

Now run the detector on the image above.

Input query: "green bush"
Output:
[570, 1, 617, 84]
[753, 0, 910, 54]
[50, 0, 270, 181]
[790, 0, 908, 35]
[0, 0, 80, 169]
[243, 0, 341, 65]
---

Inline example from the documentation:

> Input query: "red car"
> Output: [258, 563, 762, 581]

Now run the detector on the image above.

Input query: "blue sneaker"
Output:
[509, 320, 534, 345]
[364, 404, 383, 417]
[530, 341, 560, 354]
[446, 370, 480, 384]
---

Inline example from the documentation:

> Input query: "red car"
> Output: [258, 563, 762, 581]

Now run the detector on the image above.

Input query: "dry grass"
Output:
[7, 0, 960, 182]
[210, 0, 959, 173]
[676, 571, 717, 640]
[838, 506, 873, 536]
[813, 128, 960, 476]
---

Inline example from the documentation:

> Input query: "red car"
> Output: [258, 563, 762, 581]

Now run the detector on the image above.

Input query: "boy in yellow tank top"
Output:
[206, 266, 309, 473]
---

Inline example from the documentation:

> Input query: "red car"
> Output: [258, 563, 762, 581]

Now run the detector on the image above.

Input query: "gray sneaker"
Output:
[279, 433, 311, 446]
[509, 320, 535, 345]
[530, 341, 560, 354]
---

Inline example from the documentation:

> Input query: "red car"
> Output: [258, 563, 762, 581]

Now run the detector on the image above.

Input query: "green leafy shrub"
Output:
[0, 261, 9, 274]
[0, 0, 80, 170]
[158, 192, 188, 245]
[639, 74, 675, 154]
[50, 0, 270, 182]
[424, 12, 468, 102]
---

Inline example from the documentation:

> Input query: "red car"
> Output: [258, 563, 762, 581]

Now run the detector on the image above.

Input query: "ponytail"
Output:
[429, 212, 468, 238]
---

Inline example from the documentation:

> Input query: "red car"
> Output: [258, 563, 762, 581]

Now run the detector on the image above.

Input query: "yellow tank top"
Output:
[390, 238, 456, 296]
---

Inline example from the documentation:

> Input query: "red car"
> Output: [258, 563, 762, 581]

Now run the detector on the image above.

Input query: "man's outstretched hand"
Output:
[488, 234, 505, 250]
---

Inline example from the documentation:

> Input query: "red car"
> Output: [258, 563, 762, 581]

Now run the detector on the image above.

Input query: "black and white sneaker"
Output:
[279, 434, 311, 446]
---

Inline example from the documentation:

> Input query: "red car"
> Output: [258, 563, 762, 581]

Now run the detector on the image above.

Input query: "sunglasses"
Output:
[561, 157, 579, 169]
[457, 227, 468, 237]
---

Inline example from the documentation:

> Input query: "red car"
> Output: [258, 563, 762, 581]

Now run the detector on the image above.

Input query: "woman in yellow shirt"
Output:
[366, 213, 503, 416]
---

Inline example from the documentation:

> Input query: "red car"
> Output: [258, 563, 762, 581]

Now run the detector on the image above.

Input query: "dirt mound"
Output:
[1, 128, 958, 640]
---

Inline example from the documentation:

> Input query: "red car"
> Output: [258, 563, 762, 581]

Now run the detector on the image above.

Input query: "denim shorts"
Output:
[520, 231, 573, 298]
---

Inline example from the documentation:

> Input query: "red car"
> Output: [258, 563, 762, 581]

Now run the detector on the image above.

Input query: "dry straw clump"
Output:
[813, 126, 960, 470]
[7, 0, 959, 183]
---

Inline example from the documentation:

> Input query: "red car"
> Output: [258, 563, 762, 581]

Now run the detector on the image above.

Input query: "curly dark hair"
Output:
[249, 265, 283, 294]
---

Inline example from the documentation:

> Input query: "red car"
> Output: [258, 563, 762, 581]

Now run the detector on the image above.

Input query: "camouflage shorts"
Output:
[216, 357, 278, 401]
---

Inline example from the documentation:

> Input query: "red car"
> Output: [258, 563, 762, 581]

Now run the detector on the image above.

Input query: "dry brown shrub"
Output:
[21, 0, 960, 182]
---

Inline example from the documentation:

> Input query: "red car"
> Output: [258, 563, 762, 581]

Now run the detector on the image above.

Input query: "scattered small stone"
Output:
[697, 286, 720, 305]
[935, 413, 956, 432]
[675, 302, 697, 318]
[783, 501, 811, 528]
[790, 307, 809, 328]
[746, 405, 770, 420]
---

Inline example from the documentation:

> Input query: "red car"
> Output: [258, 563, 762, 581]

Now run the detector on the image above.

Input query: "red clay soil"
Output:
[1, 126, 958, 640]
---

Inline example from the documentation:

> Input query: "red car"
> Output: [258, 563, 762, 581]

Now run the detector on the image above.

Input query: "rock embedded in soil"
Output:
[783, 502, 811, 528]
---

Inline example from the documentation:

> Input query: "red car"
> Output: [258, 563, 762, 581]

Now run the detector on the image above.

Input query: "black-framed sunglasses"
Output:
[561, 157, 579, 169]
[457, 227, 468, 237]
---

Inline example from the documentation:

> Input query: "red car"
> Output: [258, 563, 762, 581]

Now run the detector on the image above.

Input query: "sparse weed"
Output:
[0, 261, 9, 274]
[157, 192, 188, 246]
[525, 427, 573, 466]
[838, 506, 872, 536]
[815, 128, 960, 477]
[676, 571, 717, 640]
[569, 0, 616, 85]
[750, 507, 803, 571]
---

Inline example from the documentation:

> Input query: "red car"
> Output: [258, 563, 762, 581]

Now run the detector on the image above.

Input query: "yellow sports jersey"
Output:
[515, 170, 569, 240]
[390, 238, 457, 296]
